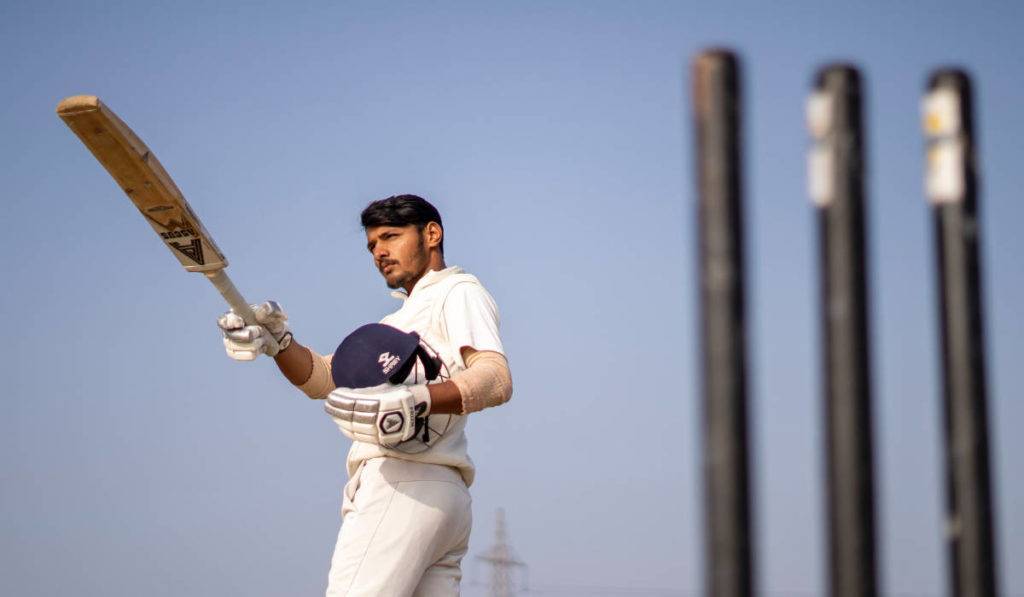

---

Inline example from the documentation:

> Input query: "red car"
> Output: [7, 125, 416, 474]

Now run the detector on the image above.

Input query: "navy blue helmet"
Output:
[331, 323, 442, 389]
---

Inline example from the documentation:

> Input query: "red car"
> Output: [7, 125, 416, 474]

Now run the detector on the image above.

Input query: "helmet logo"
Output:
[378, 352, 401, 375]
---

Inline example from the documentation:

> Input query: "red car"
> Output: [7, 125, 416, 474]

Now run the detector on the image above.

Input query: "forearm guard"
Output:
[454, 351, 513, 414]
[298, 350, 335, 399]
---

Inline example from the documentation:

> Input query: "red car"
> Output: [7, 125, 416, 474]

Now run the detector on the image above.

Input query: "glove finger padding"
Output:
[217, 311, 246, 331]
[325, 384, 430, 447]
[223, 335, 266, 361]
[253, 301, 288, 334]
[224, 324, 265, 343]
[250, 301, 291, 354]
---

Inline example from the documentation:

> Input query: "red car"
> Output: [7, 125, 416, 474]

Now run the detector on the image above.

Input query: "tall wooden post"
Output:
[693, 49, 754, 597]
[807, 64, 878, 597]
[922, 69, 998, 597]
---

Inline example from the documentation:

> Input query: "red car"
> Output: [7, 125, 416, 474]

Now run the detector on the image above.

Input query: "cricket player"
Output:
[216, 195, 513, 596]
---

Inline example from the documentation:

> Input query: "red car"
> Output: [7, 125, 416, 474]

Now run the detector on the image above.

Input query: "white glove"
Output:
[217, 301, 292, 361]
[325, 384, 432, 446]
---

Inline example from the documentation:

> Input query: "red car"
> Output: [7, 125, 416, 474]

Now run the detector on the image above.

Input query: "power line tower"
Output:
[475, 509, 527, 597]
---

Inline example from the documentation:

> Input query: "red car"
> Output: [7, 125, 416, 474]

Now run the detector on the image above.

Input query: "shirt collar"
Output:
[389, 265, 464, 300]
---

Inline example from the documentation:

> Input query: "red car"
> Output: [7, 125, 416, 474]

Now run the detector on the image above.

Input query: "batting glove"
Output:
[325, 384, 432, 446]
[218, 301, 292, 361]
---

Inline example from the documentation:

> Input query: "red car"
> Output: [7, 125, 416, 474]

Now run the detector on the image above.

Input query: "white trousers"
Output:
[325, 457, 472, 597]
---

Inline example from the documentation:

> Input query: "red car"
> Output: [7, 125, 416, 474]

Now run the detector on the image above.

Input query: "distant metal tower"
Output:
[475, 509, 527, 597]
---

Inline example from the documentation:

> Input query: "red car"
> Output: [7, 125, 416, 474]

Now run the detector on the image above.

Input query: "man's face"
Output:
[365, 225, 430, 290]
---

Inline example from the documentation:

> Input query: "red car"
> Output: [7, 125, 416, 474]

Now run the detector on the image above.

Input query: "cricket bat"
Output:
[56, 95, 280, 354]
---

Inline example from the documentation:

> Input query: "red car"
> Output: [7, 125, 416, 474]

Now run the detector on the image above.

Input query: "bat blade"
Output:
[56, 95, 280, 354]
[56, 95, 227, 272]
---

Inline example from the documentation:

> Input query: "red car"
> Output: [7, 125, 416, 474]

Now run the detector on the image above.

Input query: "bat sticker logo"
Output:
[169, 238, 205, 265]
[160, 229, 197, 239]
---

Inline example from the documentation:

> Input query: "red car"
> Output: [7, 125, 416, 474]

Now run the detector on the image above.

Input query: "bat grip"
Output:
[204, 269, 282, 356]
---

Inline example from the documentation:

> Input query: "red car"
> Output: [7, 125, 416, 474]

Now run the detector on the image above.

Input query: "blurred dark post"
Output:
[806, 65, 878, 597]
[692, 49, 753, 597]
[922, 69, 998, 597]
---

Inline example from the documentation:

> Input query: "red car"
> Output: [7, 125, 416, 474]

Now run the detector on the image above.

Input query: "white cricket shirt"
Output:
[344, 266, 503, 486]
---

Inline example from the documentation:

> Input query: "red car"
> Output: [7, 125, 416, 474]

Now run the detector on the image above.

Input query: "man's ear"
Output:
[424, 221, 443, 249]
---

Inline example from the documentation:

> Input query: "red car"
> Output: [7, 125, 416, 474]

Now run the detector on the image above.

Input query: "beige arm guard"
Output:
[298, 350, 335, 399]
[453, 350, 513, 414]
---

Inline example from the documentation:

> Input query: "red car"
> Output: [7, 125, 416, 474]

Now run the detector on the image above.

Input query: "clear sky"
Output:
[2, 1, 1022, 596]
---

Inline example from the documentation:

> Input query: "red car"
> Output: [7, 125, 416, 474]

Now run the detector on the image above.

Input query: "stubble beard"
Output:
[384, 240, 429, 290]
[385, 270, 414, 290]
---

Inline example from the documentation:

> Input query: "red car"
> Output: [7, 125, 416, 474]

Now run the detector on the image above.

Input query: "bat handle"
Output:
[204, 269, 282, 356]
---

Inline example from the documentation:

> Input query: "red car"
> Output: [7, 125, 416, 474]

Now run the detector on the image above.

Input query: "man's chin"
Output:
[384, 273, 408, 290]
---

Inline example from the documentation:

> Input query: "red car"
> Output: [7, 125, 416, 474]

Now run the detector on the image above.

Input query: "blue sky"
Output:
[2, 2, 1022, 595]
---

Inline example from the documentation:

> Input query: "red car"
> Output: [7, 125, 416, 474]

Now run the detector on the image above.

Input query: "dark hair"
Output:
[361, 194, 444, 254]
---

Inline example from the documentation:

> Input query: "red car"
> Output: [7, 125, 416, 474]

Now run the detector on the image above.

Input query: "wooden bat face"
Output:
[57, 95, 227, 272]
